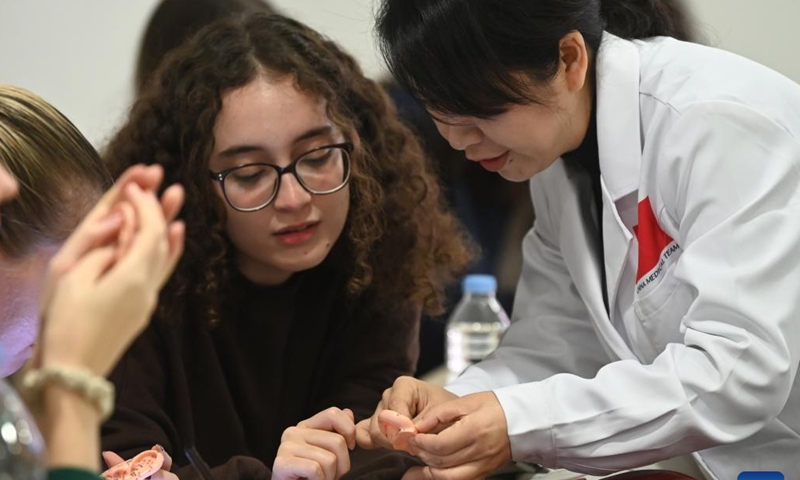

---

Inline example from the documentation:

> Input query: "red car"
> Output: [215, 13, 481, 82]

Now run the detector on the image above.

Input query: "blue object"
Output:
[738, 473, 785, 480]
[462, 274, 498, 294]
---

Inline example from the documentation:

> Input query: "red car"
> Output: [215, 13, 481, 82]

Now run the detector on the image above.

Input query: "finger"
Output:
[277, 441, 341, 480]
[410, 431, 477, 469]
[151, 445, 173, 471]
[62, 246, 118, 285]
[159, 221, 185, 287]
[383, 376, 426, 418]
[115, 164, 164, 194]
[355, 418, 377, 450]
[159, 184, 185, 222]
[115, 201, 137, 259]
[298, 407, 356, 450]
[151, 472, 179, 480]
[102, 451, 126, 468]
[414, 398, 466, 434]
[368, 412, 394, 450]
[281, 427, 350, 478]
[46, 163, 163, 274]
[115, 184, 169, 273]
[360, 400, 394, 451]
[272, 455, 327, 480]
[40, 212, 123, 308]
[382, 384, 413, 419]
[343, 408, 355, 423]
[47, 211, 124, 278]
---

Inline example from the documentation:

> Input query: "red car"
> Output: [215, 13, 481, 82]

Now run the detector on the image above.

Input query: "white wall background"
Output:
[0, 0, 798, 148]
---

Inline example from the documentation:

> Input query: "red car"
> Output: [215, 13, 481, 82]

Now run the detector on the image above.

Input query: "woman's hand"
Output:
[401, 391, 512, 480]
[272, 407, 357, 480]
[356, 376, 457, 451]
[38, 164, 185, 376]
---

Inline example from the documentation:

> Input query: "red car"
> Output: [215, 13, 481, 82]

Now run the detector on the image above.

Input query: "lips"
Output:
[275, 221, 318, 235]
[474, 151, 510, 172]
[274, 221, 319, 246]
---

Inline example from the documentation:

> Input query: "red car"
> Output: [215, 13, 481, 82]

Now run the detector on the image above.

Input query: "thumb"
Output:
[152, 445, 173, 471]
[102, 451, 127, 468]
[355, 419, 377, 450]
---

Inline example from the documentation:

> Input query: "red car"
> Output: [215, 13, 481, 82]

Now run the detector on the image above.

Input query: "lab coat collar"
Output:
[596, 32, 642, 201]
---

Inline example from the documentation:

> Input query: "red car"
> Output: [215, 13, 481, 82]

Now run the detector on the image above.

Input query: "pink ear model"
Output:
[378, 409, 418, 453]
[101, 449, 165, 480]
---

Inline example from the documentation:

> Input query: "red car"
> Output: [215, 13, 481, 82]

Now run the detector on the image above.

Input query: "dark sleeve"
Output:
[101, 324, 275, 480]
[174, 456, 272, 480]
[313, 304, 420, 419]
[101, 322, 180, 460]
[315, 305, 424, 479]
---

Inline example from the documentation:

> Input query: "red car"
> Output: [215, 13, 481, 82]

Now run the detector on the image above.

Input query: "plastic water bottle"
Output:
[446, 274, 510, 379]
[0, 377, 46, 480]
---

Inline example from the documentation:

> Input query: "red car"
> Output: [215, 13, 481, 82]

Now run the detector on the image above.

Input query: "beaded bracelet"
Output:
[20, 366, 115, 421]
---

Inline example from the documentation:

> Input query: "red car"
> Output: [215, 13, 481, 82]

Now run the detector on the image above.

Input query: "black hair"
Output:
[376, 0, 696, 117]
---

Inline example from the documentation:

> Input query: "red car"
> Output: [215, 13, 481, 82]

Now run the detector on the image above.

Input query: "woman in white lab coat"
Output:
[357, 1, 800, 479]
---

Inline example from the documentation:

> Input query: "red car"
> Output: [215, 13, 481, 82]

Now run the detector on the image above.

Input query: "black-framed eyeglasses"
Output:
[210, 142, 352, 212]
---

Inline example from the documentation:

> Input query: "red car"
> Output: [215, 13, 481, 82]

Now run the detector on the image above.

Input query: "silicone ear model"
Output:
[102, 449, 165, 480]
[378, 409, 417, 453]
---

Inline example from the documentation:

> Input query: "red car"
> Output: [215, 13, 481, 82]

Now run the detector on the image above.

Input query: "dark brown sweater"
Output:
[101, 259, 421, 479]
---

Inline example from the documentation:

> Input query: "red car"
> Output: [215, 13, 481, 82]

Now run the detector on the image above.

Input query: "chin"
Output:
[498, 167, 535, 182]
[498, 156, 548, 182]
[281, 252, 329, 274]
[0, 352, 29, 378]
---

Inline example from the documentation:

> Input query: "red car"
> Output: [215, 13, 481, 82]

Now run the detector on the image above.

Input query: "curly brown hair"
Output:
[104, 13, 474, 325]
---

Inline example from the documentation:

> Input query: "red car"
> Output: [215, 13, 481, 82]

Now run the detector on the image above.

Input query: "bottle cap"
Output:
[462, 274, 497, 294]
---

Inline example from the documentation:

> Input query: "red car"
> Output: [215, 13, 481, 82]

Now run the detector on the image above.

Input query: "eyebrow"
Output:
[216, 125, 335, 158]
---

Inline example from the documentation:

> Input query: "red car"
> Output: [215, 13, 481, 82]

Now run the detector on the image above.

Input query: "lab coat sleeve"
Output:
[480, 102, 800, 475]
[446, 177, 613, 397]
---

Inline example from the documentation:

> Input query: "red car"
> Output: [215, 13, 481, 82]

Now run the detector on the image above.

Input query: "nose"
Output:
[434, 121, 484, 151]
[272, 173, 312, 211]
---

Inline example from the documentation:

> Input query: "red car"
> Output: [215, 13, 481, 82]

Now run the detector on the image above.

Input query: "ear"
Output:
[559, 31, 590, 93]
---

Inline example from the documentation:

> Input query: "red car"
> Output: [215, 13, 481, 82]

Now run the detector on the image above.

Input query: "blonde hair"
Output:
[0, 85, 112, 258]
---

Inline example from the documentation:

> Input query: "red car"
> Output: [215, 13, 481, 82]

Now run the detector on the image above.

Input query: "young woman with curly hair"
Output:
[99, 12, 472, 480]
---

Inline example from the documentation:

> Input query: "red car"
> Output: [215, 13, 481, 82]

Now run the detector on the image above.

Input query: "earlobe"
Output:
[559, 31, 589, 92]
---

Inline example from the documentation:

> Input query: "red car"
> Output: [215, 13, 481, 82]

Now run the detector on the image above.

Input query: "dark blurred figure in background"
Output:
[383, 81, 534, 376]
[135, 0, 276, 94]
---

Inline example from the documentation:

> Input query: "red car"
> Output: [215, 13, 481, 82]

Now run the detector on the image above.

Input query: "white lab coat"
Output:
[446, 33, 800, 480]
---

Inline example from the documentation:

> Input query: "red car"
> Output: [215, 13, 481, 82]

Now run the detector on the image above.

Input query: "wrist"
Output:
[19, 365, 115, 422]
[44, 384, 101, 470]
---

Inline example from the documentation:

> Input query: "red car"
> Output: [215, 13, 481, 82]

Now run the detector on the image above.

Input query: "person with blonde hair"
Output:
[0, 84, 185, 480]
[0, 84, 114, 378]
